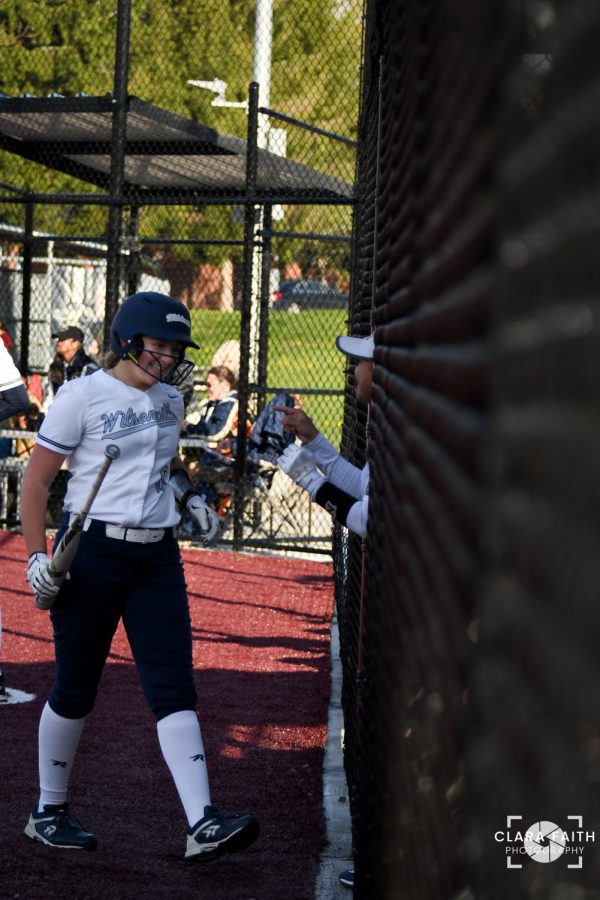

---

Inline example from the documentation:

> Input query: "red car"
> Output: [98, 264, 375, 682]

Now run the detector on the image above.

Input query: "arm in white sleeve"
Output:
[305, 432, 364, 499]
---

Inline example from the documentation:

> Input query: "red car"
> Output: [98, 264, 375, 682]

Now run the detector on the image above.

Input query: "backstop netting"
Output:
[338, 1, 600, 897]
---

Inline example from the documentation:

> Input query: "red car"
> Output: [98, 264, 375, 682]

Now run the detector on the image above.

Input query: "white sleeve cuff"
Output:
[304, 432, 340, 472]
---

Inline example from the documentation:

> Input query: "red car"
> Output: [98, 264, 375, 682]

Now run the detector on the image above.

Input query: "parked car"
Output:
[271, 279, 349, 311]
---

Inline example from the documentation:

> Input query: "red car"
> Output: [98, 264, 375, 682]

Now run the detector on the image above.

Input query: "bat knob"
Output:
[105, 444, 121, 460]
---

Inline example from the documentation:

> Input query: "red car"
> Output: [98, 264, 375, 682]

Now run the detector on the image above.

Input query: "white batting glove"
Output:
[186, 495, 221, 547]
[26, 552, 62, 610]
[277, 444, 326, 499]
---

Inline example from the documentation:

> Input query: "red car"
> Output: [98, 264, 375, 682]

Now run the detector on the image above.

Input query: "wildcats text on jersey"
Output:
[101, 402, 178, 437]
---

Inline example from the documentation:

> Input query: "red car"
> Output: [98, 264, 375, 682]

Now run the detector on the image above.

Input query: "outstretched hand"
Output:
[277, 444, 326, 499]
[273, 406, 319, 444]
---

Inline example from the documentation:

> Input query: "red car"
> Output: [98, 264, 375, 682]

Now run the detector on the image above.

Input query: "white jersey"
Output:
[36, 369, 184, 527]
[0, 339, 23, 393]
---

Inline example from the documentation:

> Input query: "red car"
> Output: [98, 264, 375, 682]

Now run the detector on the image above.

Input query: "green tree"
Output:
[0, 0, 361, 274]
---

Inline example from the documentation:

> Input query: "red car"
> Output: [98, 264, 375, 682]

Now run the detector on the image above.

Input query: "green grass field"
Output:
[188, 308, 349, 444]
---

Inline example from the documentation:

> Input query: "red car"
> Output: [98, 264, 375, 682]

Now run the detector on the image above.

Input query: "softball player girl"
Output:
[20, 291, 259, 860]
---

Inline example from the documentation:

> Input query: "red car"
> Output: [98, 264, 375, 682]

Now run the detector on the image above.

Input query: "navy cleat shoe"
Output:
[185, 804, 259, 861]
[339, 867, 354, 888]
[25, 803, 97, 850]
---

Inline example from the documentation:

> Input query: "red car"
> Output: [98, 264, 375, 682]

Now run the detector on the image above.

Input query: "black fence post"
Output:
[104, 0, 131, 349]
[20, 196, 34, 375]
[233, 81, 260, 549]
[257, 203, 272, 415]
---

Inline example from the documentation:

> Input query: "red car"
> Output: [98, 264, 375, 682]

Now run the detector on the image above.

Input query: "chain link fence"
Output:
[4, 1, 600, 898]
[0, 0, 364, 552]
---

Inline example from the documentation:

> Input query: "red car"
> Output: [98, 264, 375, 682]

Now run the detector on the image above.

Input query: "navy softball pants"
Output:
[48, 517, 197, 721]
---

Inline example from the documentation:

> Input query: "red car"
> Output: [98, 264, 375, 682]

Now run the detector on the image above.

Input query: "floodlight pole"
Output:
[247, 0, 273, 393]
[253, 0, 272, 148]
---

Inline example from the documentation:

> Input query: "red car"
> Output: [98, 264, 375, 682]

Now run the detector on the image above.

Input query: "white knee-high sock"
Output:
[38, 702, 86, 811]
[157, 710, 211, 828]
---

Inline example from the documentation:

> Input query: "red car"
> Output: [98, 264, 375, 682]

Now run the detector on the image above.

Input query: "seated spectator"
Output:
[183, 366, 242, 457]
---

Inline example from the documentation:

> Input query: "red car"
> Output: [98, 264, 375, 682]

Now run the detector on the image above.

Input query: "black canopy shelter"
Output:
[0, 94, 353, 204]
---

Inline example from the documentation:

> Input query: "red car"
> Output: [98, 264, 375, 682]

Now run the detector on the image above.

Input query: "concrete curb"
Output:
[315, 611, 353, 898]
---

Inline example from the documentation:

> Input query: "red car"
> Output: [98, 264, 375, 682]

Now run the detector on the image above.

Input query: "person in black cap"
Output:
[51, 326, 99, 393]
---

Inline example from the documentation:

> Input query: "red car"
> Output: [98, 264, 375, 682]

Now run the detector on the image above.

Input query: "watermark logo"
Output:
[495, 816, 594, 869]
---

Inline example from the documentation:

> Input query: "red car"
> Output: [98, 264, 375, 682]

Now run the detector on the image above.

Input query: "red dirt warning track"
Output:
[0, 532, 334, 900]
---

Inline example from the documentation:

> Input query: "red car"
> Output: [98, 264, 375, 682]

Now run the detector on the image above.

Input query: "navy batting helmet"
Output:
[110, 291, 199, 385]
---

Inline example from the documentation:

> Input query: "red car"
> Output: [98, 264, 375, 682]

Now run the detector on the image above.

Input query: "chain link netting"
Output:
[339, 0, 600, 898]
[0, 0, 364, 551]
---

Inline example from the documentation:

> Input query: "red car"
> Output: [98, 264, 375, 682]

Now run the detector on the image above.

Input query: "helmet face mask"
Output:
[118, 335, 194, 386]
[110, 291, 198, 386]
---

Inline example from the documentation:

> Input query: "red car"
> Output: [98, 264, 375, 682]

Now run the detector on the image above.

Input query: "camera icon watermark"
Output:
[495, 816, 594, 869]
